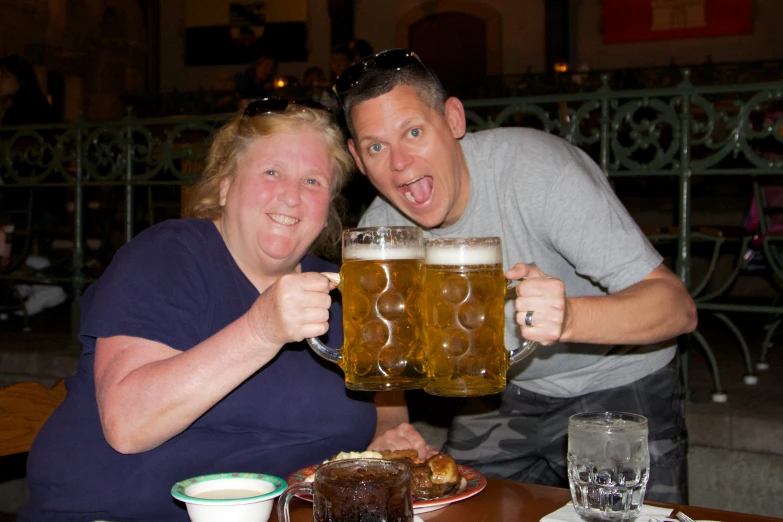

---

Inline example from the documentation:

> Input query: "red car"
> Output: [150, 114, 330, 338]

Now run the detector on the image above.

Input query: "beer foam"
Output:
[343, 245, 424, 260]
[425, 245, 501, 265]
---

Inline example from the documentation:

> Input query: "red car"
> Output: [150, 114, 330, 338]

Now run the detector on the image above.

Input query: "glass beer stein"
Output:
[422, 237, 538, 396]
[278, 459, 413, 522]
[307, 226, 428, 391]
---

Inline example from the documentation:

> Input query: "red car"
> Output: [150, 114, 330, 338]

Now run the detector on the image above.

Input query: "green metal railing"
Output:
[1, 111, 227, 338]
[458, 71, 783, 398]
[2, 70, 782, 397]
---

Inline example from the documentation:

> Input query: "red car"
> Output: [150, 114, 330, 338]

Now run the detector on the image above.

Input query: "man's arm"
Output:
[509, 263, 697, 346]
[368, 391, 438, 459]
[373, 390, 409, 438]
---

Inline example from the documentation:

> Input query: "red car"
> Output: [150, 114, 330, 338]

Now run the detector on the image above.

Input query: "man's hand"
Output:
[367, 422, 439, 460]
[506, 263, 567, 346]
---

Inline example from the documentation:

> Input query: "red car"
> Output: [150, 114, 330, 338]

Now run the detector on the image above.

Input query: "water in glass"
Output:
[567, 412, 649, 521]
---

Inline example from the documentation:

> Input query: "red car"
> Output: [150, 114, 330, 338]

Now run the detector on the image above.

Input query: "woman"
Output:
[0, 54, 57, 125]
[20, 100, 422, 521]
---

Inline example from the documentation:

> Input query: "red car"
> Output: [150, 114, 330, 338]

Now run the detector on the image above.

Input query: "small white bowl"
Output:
[171, 472, 286, 522]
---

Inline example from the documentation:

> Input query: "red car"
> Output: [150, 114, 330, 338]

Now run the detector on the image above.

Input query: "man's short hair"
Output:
[341, 57, 447, 139]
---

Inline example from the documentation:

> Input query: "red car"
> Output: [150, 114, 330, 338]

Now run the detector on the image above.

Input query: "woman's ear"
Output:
[219, 176, 231, 207]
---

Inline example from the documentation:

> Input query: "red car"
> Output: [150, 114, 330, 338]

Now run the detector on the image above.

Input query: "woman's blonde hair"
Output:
[183, 106, 354, 258]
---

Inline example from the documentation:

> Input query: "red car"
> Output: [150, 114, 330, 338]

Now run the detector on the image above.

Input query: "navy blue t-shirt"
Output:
[22, 218, 376, 521]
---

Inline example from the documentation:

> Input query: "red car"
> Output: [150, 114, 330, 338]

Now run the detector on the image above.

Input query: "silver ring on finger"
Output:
[525, 311, 534, 327]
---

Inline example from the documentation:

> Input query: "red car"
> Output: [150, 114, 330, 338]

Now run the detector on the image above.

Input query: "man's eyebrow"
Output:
[397, 118, 416, 131]
[357, 118, 419, 145]
[357, 134, 382, 145]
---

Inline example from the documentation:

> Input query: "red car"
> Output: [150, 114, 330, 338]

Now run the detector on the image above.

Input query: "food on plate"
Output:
[327, 450, 383, 462]
[378, 449, 418, 461]
[406, 452, 462, 500]
[308, 449, 463, 500]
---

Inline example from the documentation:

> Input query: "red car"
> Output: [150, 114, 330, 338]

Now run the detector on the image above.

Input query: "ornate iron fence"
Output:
[1, 69, 782, 397]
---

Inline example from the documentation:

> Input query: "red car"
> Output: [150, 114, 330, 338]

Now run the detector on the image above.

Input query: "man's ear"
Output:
[219, 176, 231, 207]
[444, 97, 467, 139]
[348, 139, 367, 176]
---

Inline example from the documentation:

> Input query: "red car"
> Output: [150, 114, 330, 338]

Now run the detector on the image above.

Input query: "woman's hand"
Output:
[368, 422, 439, 460]
[247, 272, 334, 348]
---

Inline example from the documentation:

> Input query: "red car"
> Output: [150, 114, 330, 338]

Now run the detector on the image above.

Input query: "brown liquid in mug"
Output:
[313, 461, 413, 522]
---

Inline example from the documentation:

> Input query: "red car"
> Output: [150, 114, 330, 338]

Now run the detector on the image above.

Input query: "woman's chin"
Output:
[257, 229, 321, 266]
[258, 240, 303, 264]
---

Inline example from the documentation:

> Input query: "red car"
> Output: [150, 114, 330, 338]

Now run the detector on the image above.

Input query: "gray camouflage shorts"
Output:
[442, 355, 688, 504]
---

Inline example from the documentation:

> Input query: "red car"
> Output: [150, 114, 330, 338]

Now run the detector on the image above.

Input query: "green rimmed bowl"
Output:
[171, 472, 286, 522]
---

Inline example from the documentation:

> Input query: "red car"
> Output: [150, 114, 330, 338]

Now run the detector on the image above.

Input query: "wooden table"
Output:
[270, 478, 782, 521]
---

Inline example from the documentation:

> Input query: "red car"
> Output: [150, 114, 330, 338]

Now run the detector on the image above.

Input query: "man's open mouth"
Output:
[399, 176, 434, 205]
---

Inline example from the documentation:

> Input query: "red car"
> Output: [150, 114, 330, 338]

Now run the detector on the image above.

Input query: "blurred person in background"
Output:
[302, 66, 327, 88]
[330, 43, 355, 84]
[234, 50, 278, 99]
[348, 39, 374, 62]
[215, 50, 279, 111]
[0, 54, 57, 126]
[0, 54, 65, 318]
[329, 40, 375, 84]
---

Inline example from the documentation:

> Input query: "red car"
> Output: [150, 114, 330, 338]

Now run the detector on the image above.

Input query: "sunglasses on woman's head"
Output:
[242, 98, 330, 118]
[332, 49, 441, 105]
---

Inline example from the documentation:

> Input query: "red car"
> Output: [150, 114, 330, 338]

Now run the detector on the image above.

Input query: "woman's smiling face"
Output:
[217, 125, 333, 276]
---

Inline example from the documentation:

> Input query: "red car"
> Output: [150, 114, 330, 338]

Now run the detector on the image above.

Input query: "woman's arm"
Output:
[95, 272, 333, 454]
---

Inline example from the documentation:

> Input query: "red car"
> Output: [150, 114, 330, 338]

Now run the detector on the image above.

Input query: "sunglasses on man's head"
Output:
[242, 98, 330, 118]
[332, 49, 441, 105]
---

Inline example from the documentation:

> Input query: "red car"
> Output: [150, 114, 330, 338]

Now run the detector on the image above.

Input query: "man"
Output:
[330, 44, 355, 83]
[337, 49, 698, 503]
[233, 51, 278, 99]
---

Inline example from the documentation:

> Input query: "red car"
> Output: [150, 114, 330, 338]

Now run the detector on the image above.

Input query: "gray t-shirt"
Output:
[358, 127, 676, 398]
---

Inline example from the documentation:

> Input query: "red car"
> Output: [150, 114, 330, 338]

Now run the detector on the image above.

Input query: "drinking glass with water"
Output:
[567, 412, 649, 521]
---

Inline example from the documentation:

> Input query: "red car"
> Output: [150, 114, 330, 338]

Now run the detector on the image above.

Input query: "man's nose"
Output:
[389, 146, 413, 172]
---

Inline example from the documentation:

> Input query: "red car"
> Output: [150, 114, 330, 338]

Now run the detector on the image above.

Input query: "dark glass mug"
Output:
[277, 458, 413, 522]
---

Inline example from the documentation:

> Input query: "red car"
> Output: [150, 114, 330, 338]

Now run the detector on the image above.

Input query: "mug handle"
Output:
[505, 280, 540, 365]
[306, 272, 344, 365]
[277, 482, 312, 522]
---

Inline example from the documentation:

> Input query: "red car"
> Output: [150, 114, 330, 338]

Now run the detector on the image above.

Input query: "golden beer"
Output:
[423, 238, 507, 396]
[307, 227, 427, 391]
[341, 256, 426, 390]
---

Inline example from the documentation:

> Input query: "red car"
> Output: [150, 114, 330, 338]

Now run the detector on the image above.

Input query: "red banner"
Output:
[602, 0, 754, 44]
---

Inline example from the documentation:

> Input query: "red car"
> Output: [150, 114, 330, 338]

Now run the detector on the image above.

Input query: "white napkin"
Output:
[541, 502, 672, 522]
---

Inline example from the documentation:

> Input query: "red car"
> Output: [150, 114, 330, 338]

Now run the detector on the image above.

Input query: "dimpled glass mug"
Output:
[277, 459, 413, 522]
[421, 237, 539, 396]
[307, 226, 428, 391]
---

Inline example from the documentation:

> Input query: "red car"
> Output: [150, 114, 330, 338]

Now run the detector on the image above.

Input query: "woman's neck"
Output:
[212, 218, 301, 295]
